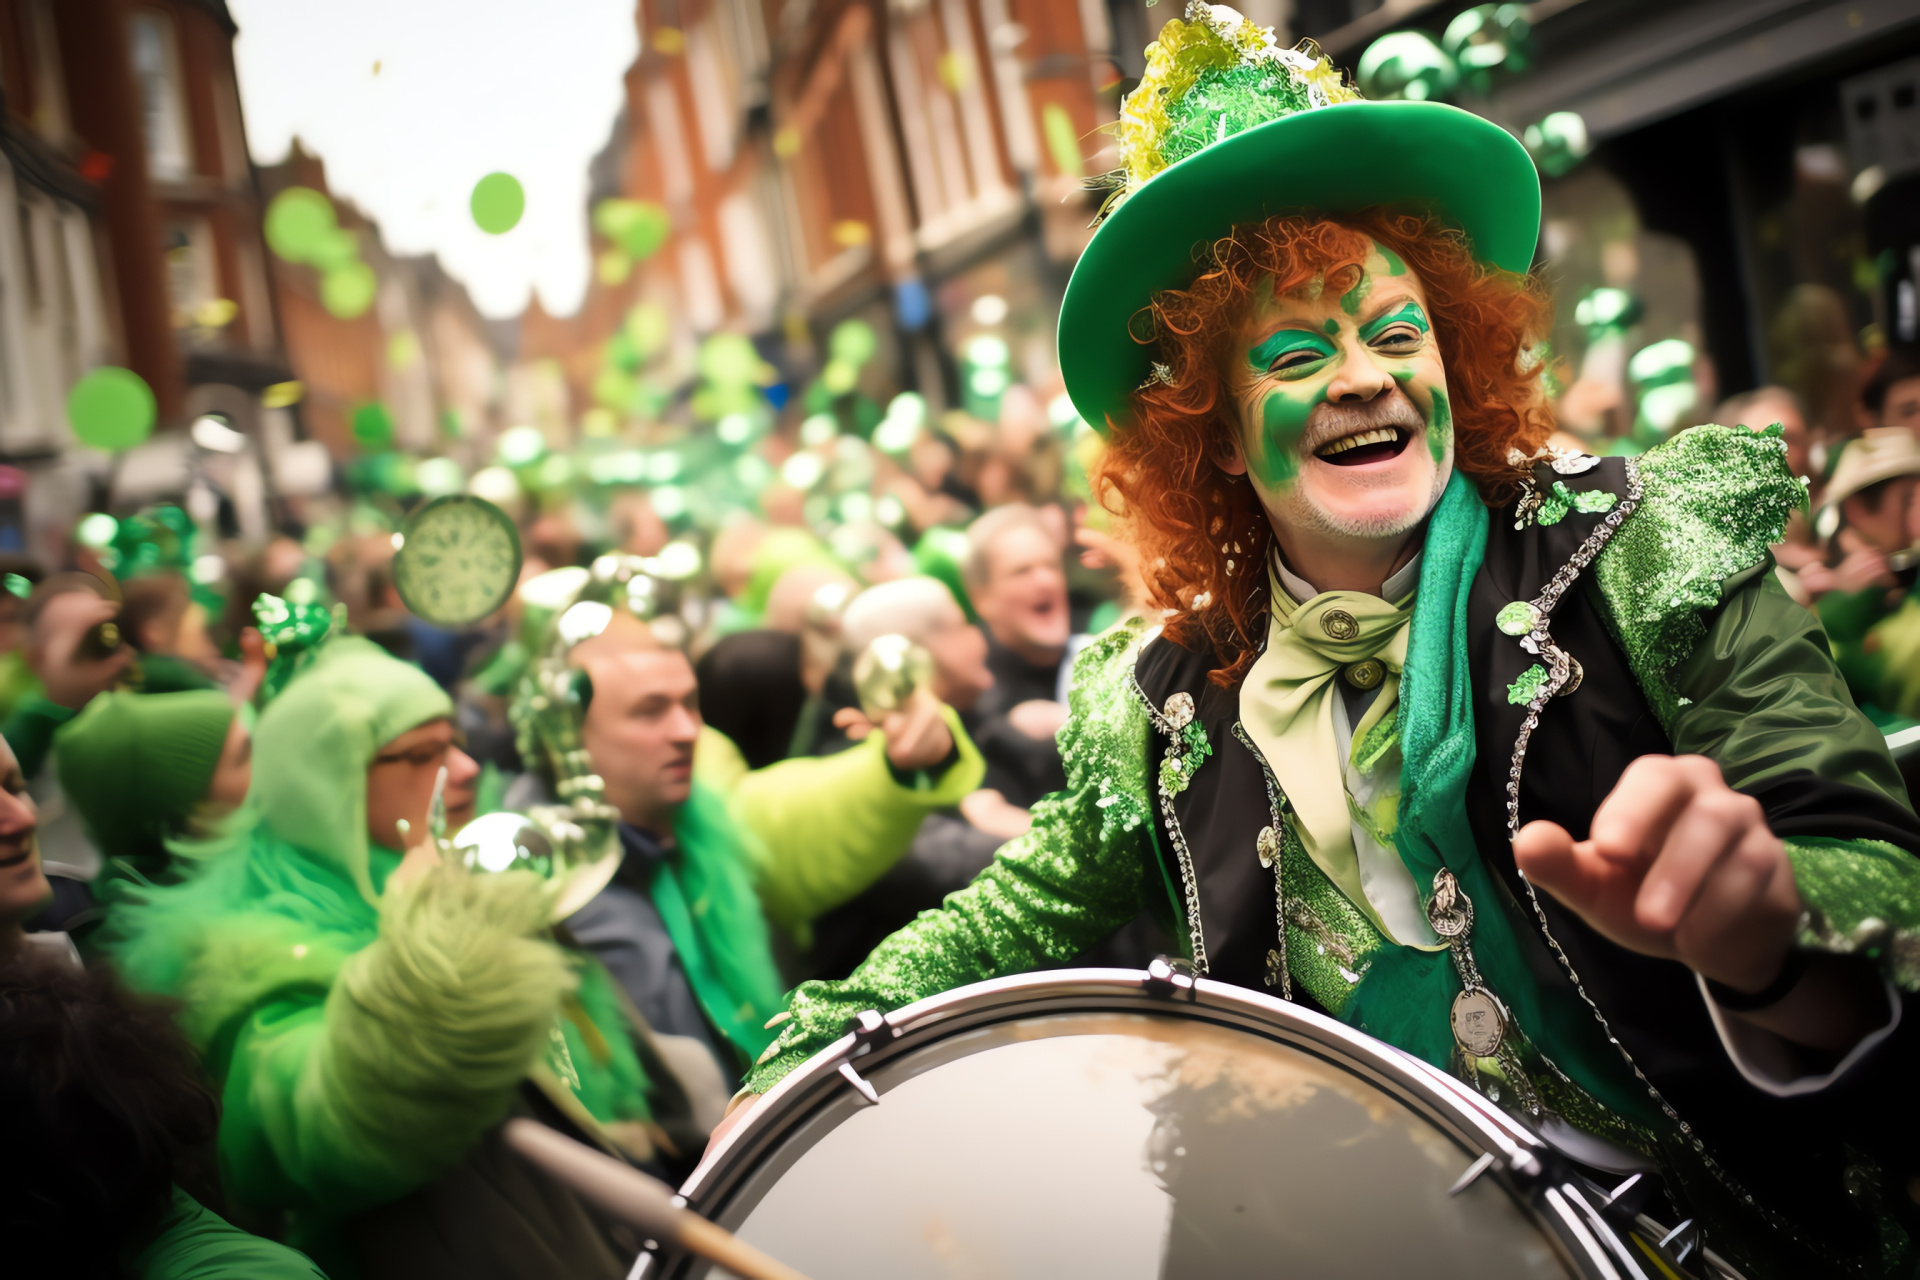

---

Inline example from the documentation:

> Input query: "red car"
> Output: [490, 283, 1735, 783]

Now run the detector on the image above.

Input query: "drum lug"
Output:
[1145, 955, 1201, 1000]
[1448, 1146, 1545, 1198]
[832, 1010, 899, 1107]
[836, 1060, 881, 1106]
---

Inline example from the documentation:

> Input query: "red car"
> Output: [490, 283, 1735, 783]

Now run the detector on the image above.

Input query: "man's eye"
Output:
[1371, 325, 1424, 350]
[1269, 349, 1330, 375]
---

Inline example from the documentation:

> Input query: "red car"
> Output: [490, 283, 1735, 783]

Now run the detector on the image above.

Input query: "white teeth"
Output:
[1316, 426, 1401, 457]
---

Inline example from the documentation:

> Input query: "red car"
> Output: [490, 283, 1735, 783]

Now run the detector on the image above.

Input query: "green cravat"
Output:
[1241, 570, 1415, 941]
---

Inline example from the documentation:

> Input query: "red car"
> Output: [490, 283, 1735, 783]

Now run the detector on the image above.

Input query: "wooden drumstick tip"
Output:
[502, 1119, 809, 1280]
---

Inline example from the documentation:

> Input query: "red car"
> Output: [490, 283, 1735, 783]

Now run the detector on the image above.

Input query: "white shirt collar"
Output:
[1271, 544, 1424, 605]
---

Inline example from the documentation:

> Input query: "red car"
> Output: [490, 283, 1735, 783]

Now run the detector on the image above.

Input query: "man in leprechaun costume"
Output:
[731, 7, 1920, 1275]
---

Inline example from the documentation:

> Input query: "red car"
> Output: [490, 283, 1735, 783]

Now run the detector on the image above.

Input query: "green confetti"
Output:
[470, 172, 525, 235]
[67, 367, 155, 452]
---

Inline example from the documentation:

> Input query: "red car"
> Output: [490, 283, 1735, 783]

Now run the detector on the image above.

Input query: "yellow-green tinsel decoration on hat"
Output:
[1116, 3, 1358, 190]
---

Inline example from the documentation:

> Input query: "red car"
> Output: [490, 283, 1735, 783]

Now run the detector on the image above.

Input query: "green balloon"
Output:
[264, 187, 337, 263]
[699, 333, 761, 388]
[309, 225, 361, 273]
[470, 172, 525, 235]
[1356, 31, 1459, 102]
[829, 319, 878, 369]
[624, 301, 670, 359]
[322, 262, 378, 318]
[352, 401, 396, 451]
[593, 198, 669, 260]
[68, 366, 156, 452]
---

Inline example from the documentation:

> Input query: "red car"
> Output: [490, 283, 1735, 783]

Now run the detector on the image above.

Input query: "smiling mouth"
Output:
[1315, 425, 1413, 466]
[0, 845, 32, 870]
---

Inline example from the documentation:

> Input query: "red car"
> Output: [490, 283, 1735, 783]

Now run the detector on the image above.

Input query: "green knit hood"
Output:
[56, 689, 234, 864]
[252, 637, 452, 905]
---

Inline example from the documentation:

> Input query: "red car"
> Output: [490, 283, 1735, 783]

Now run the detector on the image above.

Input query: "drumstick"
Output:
[503, 1118, 809, 1280]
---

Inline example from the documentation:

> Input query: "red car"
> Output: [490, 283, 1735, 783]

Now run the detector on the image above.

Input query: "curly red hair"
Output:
[1093, 208, 1555, 685]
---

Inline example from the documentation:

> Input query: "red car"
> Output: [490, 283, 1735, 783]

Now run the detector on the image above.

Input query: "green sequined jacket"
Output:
[748, 426, 1920, 1277]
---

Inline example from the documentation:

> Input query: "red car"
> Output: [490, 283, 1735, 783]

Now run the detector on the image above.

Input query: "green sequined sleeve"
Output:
[1599, 425, 1920, 990]
[1591, 423, 1806, 728]
[743, 622, 1158, 1093]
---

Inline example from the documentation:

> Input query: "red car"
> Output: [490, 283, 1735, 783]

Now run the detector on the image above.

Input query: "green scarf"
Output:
[1342, 469, 1658, 1124]
[657, 784, 788, 1062]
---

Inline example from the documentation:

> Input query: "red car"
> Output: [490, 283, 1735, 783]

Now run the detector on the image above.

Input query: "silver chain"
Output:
[1502, 460, 1854, 1265]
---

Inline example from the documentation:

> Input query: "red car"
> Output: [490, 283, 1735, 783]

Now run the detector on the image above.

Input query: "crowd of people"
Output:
[5, 17, 1920, 1280]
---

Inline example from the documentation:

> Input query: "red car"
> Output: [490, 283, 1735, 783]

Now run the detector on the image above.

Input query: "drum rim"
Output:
[662, 965, 1692, 1280]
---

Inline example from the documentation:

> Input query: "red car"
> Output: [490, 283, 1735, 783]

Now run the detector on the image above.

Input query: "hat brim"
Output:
[1059, 101, 1541, 434]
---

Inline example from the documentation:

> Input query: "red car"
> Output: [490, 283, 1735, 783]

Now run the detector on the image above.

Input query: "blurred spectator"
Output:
[1810, 431, 1920, 725]
[55, 691, 250, 908]
[694, 630, 806, 771]
[804, 577, 1005, 980]
[540, 610, 980, 1060]
[106, 639, 684, 1277]
[0, 730, 325, 1279]
[120, 575, 222, 691]
[4, 575, 134, 779]
[963, 505, 1074, 810]
[1717, 386, 1821, 597]
[1864, 347, 1920, 434]
[1767, 284, 1864, 446]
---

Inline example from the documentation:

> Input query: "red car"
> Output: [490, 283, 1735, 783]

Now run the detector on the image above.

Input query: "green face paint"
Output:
[1375, 246, 1408, 277]
[1428, 384, 1453, 464]
[1358, 300, 1430, 344]
[1246, 327, 1337, 378]
[1323, 318, 1341, 336]
[1339, 269, 1372, 316]
[1253, 383, 1328, 488]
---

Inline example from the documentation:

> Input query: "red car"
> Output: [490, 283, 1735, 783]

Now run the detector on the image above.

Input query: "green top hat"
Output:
[1060, 3, 1542, 434]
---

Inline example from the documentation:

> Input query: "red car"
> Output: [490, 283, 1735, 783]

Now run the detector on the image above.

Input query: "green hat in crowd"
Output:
[1059, 2, 1541, 434]
[56, 690, 235, 864]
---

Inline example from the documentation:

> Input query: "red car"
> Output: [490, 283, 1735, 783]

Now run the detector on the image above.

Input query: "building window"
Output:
[128, 9, 193, 181]
[164, 218, 217, 327]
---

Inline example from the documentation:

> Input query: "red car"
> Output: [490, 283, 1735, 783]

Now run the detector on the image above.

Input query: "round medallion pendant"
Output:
[1321, 609, 1359, 641]
[1451, 987, 1507, 1059]
[1344, 658, 1385, 690]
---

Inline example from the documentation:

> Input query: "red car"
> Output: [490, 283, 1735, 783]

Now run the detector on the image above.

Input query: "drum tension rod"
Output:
[1145, 955, 1201, 1000]
[834, 1010, 898, 1107]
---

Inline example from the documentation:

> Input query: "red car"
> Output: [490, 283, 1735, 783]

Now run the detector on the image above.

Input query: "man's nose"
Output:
[1324, 341, 1394, 403]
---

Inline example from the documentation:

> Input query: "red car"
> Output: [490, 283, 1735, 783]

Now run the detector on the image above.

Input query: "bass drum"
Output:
[638, 965, 1742, 1280]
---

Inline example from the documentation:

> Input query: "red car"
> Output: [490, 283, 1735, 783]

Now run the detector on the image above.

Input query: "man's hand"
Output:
[1007, 698, 1069, 742]
[833, 690, 956, 774]
[31, 591, 132, 710]
[1512, 755, 1800, 994]
[700, 1091, 761, 1163]
[959, 787, 1032, 840]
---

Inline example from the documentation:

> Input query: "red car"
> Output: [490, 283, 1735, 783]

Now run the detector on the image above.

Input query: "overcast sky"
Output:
[229, 0, 639, 318]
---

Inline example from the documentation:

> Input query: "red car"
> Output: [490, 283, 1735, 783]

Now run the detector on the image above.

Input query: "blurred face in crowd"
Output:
[1841, 476, 1919, 555]
[580, 643, 701, 833]
[0, 736, 45, 928]
[1219, 238, 1453, 576]
[365, 717, 479, 851]
[972, 523, 1070, 664]
[1745, 390, 1810, 480]
[919, 596, 993, 712]
[1884, 375, 1920, 434]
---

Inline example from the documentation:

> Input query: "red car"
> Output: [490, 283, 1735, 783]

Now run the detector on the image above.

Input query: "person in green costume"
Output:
[107, 636, 717, 1280]
[722, 8, 1920, 1277]
[505, 561, 983, 1108]
[1, 729, 327, 1280]
[56, 689, 252, 907]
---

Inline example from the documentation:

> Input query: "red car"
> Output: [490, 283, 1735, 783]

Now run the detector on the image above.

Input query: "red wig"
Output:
[1093, 208, 1555, 685]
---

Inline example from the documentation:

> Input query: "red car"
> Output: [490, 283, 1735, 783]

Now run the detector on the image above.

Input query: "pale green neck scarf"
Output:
[1242, 564, 1419, 941]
